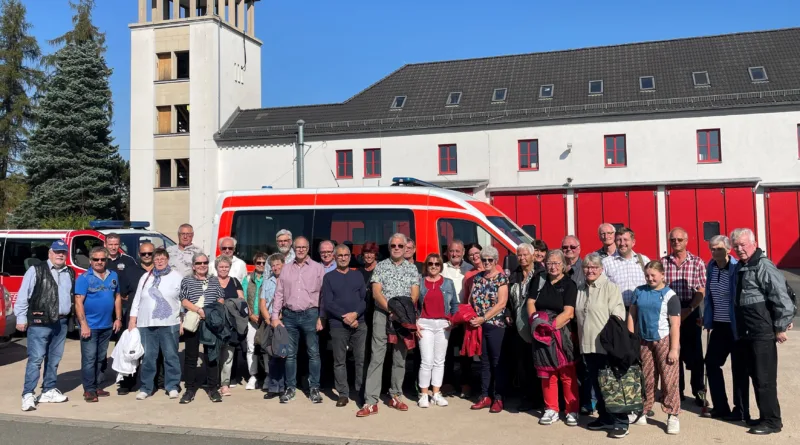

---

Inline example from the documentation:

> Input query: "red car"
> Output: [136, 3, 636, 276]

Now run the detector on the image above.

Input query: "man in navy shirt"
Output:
[322, 244, 367, 407]
[75, 246, 122, 403]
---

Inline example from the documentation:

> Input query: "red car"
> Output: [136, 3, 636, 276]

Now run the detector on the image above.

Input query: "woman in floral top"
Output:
[468, 245, 509, 413]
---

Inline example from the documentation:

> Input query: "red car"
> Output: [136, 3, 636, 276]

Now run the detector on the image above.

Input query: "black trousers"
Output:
[503, 329, 543, 407]
[183, 330, 220, 390]
[741, 339, 782, 429]
[679, 308, 705, 396]
[705, 322, 749, 416]
[330, 324, 367, 398]
[442, 325, 473, 390]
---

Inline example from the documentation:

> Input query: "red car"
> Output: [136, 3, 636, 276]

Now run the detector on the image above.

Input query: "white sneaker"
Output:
[418, 394, 430, 408]
[628, 413, 647, 425]
[168, 390, 179, 399]
[539, 409, 560, 425]
[136, 391, 149, 400]
[667, 415, 680, 435]
[21, 393, 36, 412]
[246, 376, 257, 390]
[37, 389, 67, 403]
[565, 412, 578, 426]
[432, 392, 449, 407]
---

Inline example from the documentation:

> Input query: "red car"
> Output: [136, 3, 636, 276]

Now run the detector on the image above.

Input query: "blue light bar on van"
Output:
[89, 220, 151, 230]
[391, 177, 442, 188]
[261, 186, 273, 189]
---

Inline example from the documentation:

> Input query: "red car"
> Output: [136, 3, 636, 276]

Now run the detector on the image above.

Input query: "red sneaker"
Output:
[96, 389, 111, 397]
[471, 396, 492, 410]
[389, 396, 409, 411]
[490, 399, 504, 413]
[356, 404, 378, 417]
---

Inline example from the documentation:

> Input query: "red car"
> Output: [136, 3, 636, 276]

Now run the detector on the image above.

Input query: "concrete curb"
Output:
[0, 413, 430, 445]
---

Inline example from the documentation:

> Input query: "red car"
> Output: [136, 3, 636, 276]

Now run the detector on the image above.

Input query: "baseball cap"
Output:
[50, 240, 68, 252]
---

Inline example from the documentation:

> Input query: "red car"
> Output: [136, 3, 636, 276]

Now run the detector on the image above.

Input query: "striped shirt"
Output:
[708, 261, 731, 323]
[602, 251, 649, 307]
[179, 275, 225, 308]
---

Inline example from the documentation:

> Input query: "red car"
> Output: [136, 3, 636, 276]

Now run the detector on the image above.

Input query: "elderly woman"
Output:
[527, 249, 578, 426]
[242, 251, 268, 391]
[703, 235, 749, 421]
[260, 253, 286, 399]
[468, 245, 509, 413]
[509, 243, 544, 411]
[179, 252, 225, 404]
[215, 256, 244, 396]
[575, 253, 628, 438]
[129, 247, 184, 401]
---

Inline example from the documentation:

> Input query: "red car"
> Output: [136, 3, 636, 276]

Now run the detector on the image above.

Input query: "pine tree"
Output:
[12, 40, 123, 227]
[45, 0, 106, 56]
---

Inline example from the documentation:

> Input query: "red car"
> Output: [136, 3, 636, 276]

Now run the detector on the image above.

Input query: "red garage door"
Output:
[574, 189, 659, 260]
[666, 187, 756, 262]
[765, 189, 800, 268]
[492, 192, 567, 250]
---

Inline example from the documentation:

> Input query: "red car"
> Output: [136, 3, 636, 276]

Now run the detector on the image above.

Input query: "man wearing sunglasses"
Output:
[210, 236, 247, 281]
[166, 223, 202, 277]
[562, 235, 586, 289]
[74, 246, 122, 403]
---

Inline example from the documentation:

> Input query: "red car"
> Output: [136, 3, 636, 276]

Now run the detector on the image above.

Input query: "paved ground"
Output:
[0, 332, 798, 444]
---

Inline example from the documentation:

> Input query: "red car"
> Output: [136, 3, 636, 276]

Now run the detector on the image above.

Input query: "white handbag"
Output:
[183, 280, 207, 333]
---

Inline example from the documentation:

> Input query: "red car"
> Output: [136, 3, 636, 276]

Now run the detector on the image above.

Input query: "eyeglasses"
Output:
[600, 232, 616, 236]
[91, 257, 108, 263]
[320, 251, 333, 255]
[469, 252, 481, 257]
[277, 238, 291, 244]
[194, 261, 209, 265]
[545, 262, 562, 267]
[670, 238, 686, 242]
[295, 246, 309, 250]
[255, 261, 266, 265]
[426, 262, 441, 267]
[481, 258, 495, 263]
[179, 232, 194, 237]
[390, 244, 404, 249]
[336, 254, 351, 258]
[220, 246, 234, 251]
[561, 245, 579, 250]
[139, 252, 153, 257]
[584, 266, 601, 271]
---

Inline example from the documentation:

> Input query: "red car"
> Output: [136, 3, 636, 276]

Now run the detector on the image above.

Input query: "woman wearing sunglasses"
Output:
[468, 246, 509, 413]
[242, 252, 268, 391]
[416, 253, 459, 408]
[179, 252, 225, 404]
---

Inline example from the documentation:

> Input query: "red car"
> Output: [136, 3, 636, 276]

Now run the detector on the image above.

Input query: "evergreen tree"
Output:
[43, 0, 106, 68]
[13, 40, 123, 227]
[0, 0, 44, 181]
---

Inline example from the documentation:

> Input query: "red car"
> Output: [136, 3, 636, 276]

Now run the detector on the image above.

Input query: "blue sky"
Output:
[27, 0, 800, 159]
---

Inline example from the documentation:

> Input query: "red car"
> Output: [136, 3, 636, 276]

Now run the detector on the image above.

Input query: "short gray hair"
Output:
[546, 249, 568, 273]
[449, 239, 465, 250]
[267, 253, 285, 265]
[481, 245, 499, 261]
[218, 236, 237, 248]
[90, 246, 109, 257]
[335, 244, 351, 254]
[730, 228, 756, 244]
[597, 223, 615, 235]
[516, 243, 534, 255]
[191, 252, 208, 263]
[319, 240, 334, 252]
[583, 252, 604, 269]
[214, 255, 232, 270]
[276, 229, 292, 240]
[709, 235, 731, 250]
[388, 232, 408, 245]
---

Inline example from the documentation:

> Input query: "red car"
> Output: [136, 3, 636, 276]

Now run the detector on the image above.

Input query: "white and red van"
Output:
[212, 178, 533, 270]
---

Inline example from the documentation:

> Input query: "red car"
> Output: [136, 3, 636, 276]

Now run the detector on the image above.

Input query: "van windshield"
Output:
[487, 216, 533, 245]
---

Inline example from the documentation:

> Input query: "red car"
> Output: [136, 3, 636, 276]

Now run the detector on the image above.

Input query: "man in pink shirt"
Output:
[271, 236, 326, 404]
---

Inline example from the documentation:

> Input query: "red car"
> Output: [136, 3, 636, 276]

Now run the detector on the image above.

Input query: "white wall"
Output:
[129, 28, 156, 224]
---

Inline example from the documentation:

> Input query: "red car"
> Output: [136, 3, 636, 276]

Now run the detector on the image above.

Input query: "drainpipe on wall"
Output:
[296, 119, 305, 188]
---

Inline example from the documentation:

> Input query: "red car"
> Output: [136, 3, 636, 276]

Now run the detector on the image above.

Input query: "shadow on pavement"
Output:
[0, 339, 28, 367]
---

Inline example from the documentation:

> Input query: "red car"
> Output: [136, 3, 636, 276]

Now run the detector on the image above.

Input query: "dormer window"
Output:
[589, 80, 603, 95]
[446, 92, 462, 106]
[390, 96, 406, 109]
[539, 84, 554, 99]
[693, 71, 710, 87]
[748, 66, 768, 82]
[639, 76, 655, 91]
[492, 88, 507, 103]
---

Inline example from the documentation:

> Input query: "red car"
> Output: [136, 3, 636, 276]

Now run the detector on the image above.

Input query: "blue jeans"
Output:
[80, 328, 112, 392]
[266, 356, 286, 393]
[22, 319, 68, 396]
[584, 353, 628, 430]
[283, 308, 321, 390]
[139, 325, 181, 394]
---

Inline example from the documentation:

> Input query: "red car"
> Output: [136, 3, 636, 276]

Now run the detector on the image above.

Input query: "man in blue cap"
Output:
[15, 240, 76, 411]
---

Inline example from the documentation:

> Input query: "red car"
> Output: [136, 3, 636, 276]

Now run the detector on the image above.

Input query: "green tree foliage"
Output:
[48, 0, 106, 50]
[39, 213, 96, 230]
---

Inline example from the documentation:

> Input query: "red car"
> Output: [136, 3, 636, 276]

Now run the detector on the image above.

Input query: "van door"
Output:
[66, 230, 105, 272]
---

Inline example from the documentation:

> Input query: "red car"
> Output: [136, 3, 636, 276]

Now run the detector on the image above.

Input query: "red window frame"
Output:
[518, 139, 539, 171]
[335, 150, 353, 179]
[364, 148, 381, 178]
[697, 129, 721, 163]
[438, 144, 457, 175]
[604, 134, 627, 167]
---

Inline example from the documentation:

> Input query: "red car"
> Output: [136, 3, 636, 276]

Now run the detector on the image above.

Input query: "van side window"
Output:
[4, 238, 53, 276]
[71, 236, 104, 270]
[231, 210, 314, 265]
[314, 209, 414, 265]
[437, 218, 511, 266]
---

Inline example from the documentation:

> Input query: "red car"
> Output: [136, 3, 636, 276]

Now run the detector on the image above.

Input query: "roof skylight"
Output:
[446, 92, 462, 106]
[589, 80, 603, 95]
[390, 95, 406, 109]
[693, 71, 710, 87]
[539, 84, 554, 99]
[492, 88, 507, 102]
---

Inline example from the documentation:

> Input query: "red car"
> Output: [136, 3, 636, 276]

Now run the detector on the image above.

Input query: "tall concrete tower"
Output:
[129, 0, 262, 252]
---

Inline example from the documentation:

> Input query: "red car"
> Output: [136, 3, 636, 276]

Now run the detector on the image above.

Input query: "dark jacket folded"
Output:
[387, 297, 417, 350]
[530, 310, 575, 377]
[599, 315, 640, 376]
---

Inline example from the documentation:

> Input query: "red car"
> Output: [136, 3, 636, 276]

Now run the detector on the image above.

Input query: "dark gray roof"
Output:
[217, 27, 800, 142]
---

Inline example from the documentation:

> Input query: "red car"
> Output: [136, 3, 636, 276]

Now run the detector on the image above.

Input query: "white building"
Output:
[129, 13, 800, 267]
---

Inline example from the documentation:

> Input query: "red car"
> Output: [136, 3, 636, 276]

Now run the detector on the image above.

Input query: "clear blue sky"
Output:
[27, 0, 800, 159]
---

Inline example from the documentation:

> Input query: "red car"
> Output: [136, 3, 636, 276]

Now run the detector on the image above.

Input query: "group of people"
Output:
[14, 221, 794, 438]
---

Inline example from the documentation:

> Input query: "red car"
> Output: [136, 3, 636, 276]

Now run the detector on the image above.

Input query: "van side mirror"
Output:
[503, 254, 518, 275]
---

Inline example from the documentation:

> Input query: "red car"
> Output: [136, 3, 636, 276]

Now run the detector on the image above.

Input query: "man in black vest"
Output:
[15, 240, 75, 412]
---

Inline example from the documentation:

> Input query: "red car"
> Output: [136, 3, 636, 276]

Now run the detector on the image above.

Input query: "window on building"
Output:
[639, 76, 655, 91]
[438, 144, 457, 174]
[176, 158, 190, 187]
[518, 139, 539, 171]
[492, 88, 507, 102]
[446, 92, 461, 106]
[156, 159, 172, 188]
[604, 135, 626, 167]
[697, 129, 721, 163]
[336, 150, 353, 178]
[175, 105, 190, 133]
[364, 148, 381, 178]
[589, 80, 603, 95]
[390, 96, 406, 109]
[748, 66, 768, 82]
[156, 53, 171, 81]
[156, 106, 171, 134]
[693, 71, 710, 87]
[539, 84, 554, 99]
[176, 51, 189, 79]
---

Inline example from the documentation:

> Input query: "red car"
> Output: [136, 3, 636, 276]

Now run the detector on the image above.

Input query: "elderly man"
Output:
[271, 236, 326, 404]
[562, 235, 586, 289]
[16, 240, 75, 411]
[404, 238, 424, 274]
[319, 240, 336, 273]
[731, 228, 794, 435]
[595, 224, 617, 258]
[75, 246, 122, 402]
[661, 227, 707, 406]
[210, 236, 247, 281]
[261, 253, 286, 399]
[166, 223, 203, 276]
[441, 240, 474, 394]
[276, 229, 295, 264]
[358, 233, 420, 417]
[602, 227, 649, 308]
